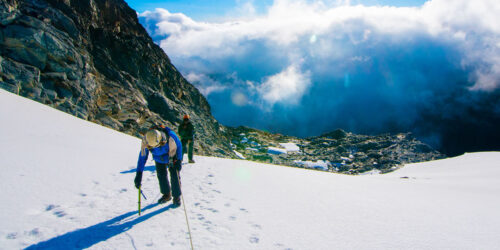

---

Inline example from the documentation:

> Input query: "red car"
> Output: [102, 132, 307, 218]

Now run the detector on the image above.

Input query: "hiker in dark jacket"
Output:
[134, 125, 183, 205]
[178, 114, 195, 163]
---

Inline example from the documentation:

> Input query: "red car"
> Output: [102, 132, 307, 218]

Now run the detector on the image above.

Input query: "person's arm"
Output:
[135, 146, 149, 188]
[188, 123, 195, 139]
[169, 130, 183, 161]
[137, 147, 149, 173]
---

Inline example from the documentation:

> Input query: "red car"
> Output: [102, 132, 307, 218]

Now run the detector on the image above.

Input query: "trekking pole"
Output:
[138, 188, 148, 216]
[138, 187, 142, 216]
[176, 167, 194, 250]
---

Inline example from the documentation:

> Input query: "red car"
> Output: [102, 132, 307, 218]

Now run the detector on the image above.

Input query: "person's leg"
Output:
[155, 162, 171, 195]
[169, 160, 182, 199]
[181, 139, 188, 161]
[188, 139, 194, 162]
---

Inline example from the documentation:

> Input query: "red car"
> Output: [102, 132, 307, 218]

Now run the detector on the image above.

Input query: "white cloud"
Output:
[185, 72, 227, 96]
[231, 92, 249, 106]
[235, 0, 257, 17]
[309, 34, 317, 44]
[258, 64, 311, 105]
[141, 0, 500, 93]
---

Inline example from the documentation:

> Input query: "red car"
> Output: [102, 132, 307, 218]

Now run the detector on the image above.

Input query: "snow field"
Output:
[1, 89, 500, 249]
[278, 143, 300, 152]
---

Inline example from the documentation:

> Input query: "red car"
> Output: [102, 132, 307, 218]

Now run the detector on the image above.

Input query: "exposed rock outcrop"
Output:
[0, 0, 233, 156]
[229, 127, 445, 174]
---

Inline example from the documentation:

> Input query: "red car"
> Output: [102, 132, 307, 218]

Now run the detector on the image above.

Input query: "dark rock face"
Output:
[0, 0, 446, 166]
[0, 0, 233, 156]
[229, 126, 445, 174]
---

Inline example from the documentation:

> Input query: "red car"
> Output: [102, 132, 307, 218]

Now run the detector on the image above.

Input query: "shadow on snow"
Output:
[25, 203, 173, 249]
[120, 162, 188, 174]
[120, 165, 156, 174]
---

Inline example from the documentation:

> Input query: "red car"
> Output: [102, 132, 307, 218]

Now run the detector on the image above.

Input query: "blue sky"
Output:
[125, 0, 428, 20]
[129, 0, 500, 155]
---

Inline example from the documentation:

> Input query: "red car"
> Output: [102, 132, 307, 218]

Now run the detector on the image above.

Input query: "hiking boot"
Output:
[173, 196, 181, 206]
[188, 159, 195, 163]
[158, 193, 172, 204]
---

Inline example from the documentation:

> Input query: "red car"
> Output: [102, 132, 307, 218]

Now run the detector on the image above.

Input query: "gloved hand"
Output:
[134, 171, 143, 189]
[171, 158, 182, 171]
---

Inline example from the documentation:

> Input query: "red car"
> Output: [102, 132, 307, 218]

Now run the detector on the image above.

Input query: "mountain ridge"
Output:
[0, 0, 233, 156]
[1, 0, 444, 172]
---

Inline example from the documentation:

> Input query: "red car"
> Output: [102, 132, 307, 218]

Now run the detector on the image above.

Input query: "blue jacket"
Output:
[136, 127, 183, 173]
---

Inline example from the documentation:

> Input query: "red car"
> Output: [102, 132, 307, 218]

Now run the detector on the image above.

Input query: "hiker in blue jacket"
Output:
[134, 125, 183, 206]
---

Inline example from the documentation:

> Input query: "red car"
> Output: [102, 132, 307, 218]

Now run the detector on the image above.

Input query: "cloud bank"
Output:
[139, 0, 500, 155]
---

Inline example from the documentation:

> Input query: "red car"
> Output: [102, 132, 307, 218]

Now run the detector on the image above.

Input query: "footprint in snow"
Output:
[249, 235, 259, 244]
[6, 232, 17, 239]
[53, 210, 66, 218]
[229, 216, 237, 221]
[275, 243, 293, 250]
[239, 208, 248, 213]
[29, 228, 40, 236]
[79, 193, 87, 197]
[45, 204, 57, 211]
[204, 222, 214, 231]
[119, 188, 127, 193]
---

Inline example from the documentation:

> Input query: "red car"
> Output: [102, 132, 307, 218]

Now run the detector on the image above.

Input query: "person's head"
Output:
[183, 114, 190, 122]
[144, 129, 166, 148]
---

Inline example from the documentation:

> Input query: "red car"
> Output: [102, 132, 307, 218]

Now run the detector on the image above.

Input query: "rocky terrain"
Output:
[0, 0, 233, 156]
[228, 126, 445, 174]
[0, 0, 446, 172]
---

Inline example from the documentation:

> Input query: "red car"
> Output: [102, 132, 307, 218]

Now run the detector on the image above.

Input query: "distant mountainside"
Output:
[0, 0, 445, 171]
[228, 126, 445, 174]
[0, 0, 232, 156]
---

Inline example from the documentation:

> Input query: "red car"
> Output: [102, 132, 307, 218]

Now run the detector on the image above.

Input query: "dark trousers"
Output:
[181, 138, 194, 161]
[155, 160, 182, 198]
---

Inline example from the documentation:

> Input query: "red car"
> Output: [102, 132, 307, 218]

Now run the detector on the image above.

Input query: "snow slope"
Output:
[1, 88, 500, 249]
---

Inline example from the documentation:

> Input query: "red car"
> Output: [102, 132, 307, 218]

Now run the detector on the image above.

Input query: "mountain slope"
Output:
[0, 0, 232, 156]
[1, 89, 500, 249]
[0, 0, 447, 168]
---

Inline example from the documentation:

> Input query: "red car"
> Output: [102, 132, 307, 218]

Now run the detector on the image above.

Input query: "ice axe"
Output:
[138, 188, 147, 216]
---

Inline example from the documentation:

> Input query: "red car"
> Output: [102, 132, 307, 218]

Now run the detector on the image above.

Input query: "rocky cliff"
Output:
[0, 0, 445, 169]
[0, 0, 232, 156]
